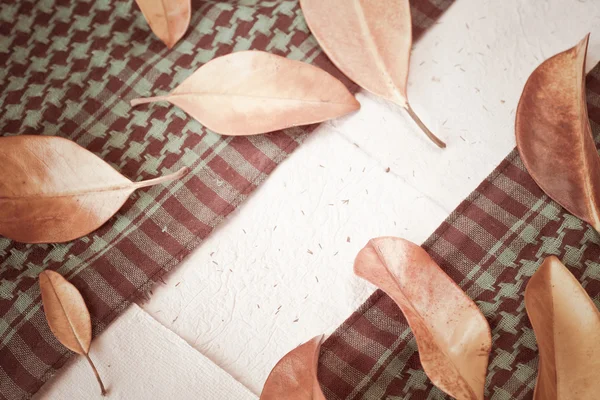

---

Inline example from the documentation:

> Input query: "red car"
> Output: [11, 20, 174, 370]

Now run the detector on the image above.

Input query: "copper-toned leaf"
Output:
[130, 51, 360, 136]
[354, 237, 491, 400]
[525, 256, 600, 399]
[0, 135, 188, 243]
[516, 35, 600, 231]
[300, 0, 445, 148]
[134, 0, 191, 49]
[39, 270, 106, 395]
[260, 336, 325, 400]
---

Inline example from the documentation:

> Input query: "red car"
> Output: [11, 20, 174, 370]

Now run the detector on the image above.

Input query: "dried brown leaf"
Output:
[300, 0, 445, 148]
[135, 0, 191, 49]
[260, 335, 325, 400]
[525, 256, 600, 400]
[354, 237, 491, 400]
[516, 35, 600, 231]
[0, 135, 188, 243]
[39, 270, 106, 396]
[130, 51, 360, 136]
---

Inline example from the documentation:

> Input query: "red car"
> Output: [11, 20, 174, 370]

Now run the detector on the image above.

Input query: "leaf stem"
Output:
[405, 104, 446, 149]
[85, 353, 106, 396]
[130, 96, 169, 107]
[133, 167, 190, 189]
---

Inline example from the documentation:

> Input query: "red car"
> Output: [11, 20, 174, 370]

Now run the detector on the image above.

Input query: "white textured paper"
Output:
[142, 0, 600, 395]
[34, 305, 256, 400]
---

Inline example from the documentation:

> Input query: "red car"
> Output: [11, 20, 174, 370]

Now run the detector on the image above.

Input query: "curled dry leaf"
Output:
[135, 0, 191, 49]
[0, 135, 188, 244]
[260, 336, 326, 400]
[354, 237, 491, 400]
[130, 51, 360, 136]
[300, 0, 446, 148]
[525, 256, 600, 400]
[516, 35, 600, 231]
[39, 270, 106, 396]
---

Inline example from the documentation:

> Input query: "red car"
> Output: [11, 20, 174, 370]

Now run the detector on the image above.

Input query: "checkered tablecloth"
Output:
[0, 0, 452, 398]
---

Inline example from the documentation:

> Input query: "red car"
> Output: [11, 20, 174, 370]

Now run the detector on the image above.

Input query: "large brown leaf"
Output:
[354, 237, 491, 400]
[525, 256, 600, 400]
[0, 135, 188, 243]
[300, 0, 445, 148]
[516, 35, 600, 231]
[260, 336, 325, 400]
[40, 270, 106, 395]
[130, 51, 360, 136]
[134, 0, 191, 49]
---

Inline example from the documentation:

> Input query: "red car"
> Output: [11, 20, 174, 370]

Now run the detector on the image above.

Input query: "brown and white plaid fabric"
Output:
[0, 0, 452, 398]
[319, 65, 600, 400]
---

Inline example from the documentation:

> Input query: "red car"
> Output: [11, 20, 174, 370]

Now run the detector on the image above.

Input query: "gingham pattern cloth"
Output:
[318, 65, 600, 400]
[0, 0, 452, 398]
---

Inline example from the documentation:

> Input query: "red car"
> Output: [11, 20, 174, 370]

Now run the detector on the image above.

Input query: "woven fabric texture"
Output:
[0, 0, 453, 398]
[319, 64, 600, 400]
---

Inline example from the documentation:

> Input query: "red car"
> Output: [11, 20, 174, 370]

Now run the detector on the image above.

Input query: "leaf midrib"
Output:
[0, 182, 134, 200]
[46, 275, 88, 355]
[351, 0, 402, 103]
[167, 92, 354, 106]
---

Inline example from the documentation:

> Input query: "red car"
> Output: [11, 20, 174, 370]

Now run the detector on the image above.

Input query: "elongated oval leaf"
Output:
[300, 0, 445, 148]
[135, 0, 191, 49]
[516, 35, 600, 231]
[40, 270, 92, 355]
[0, 135, 188, 243]
[260, 336, 326, 400]
[525, 256, 600, 400]
[354, 237, 491, 400]
[39, 270, 107, 395]
[130, 51, 360, 136]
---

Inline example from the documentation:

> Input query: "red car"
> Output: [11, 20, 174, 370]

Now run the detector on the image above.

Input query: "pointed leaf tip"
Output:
[134, 0, 191, 48]
[354, 237, 491, 400]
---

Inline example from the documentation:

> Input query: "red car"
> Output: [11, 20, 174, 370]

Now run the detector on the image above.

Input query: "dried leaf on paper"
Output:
[354, 237, 491, 400]
[300, 0, 445, 148]
[0, 135, 188, 244]
[260, 336, 326, 400]
[130, 51, 360, 136]
[134, 0, 191, 49]
[39, 270, 106, 396]
[516, 35, 600, 231]
[525, 256, 600, 400]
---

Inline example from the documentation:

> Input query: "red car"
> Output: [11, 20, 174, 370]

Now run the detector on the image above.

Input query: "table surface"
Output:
[37, 0, 600, 398]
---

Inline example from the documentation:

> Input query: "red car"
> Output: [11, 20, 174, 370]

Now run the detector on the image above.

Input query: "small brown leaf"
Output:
[516, 35, 600, 231]
[39, 270, 106, 396]
[0, 135, 188, 243]
[130, 51, 360, 136]
[135, 0, 191, 49]
[354, 237, 491, 400]
[525, 256, 600, 400]
[260, 336, 325, 400]
[300, 0, 445, 148]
